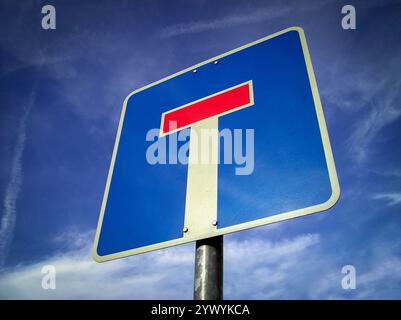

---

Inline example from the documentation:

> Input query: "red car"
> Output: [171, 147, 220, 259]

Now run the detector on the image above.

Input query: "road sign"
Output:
[93, 26, 340, 262]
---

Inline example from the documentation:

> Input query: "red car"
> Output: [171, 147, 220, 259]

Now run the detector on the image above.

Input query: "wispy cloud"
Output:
[161, 7, 291, 38]
[160, 1, 329, 38]
[0, 228, 195, 299]
[368, 167, 401, 179]
[371, 192, 401, 206]
[0, 83, 37, 266]
[311, 256, 401, 300]
[1, 228, 401, 299]
[225, 234, 320, 299]
[359, 257, 401, 286]
[346, 83, 401, 164]
[0, 230, 320, 299]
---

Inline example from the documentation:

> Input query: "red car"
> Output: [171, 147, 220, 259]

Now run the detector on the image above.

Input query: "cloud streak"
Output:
[347, 82, 401, 165]
[160, 1, 329, 38]
[161, 7, 291, 38]
[371, 192, 401, 206]
[0, 82, 36, 266]
[1, 227, 401, 299]
[0, 229, 320, 299]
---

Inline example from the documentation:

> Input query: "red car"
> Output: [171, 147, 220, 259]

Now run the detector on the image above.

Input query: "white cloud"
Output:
[161, 7, 291, 38]
[371, 193, 401, 206]
[0, 229, 195, 299]
[0, 84, 37, 266]
[353, 258, 401, 300]
[1, 228, 401, 299]
[225, 234, 320, 299]
[346, 83, 401, 164]
[312, 256, 401, 300]
[0, 230, 320, 299]
[368, 167, 401, 179]
[160, 1, 329, 38]
[359, 258, 401, 286]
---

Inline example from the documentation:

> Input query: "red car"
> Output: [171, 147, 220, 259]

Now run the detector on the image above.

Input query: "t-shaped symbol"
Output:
[160, 80, 254, 238]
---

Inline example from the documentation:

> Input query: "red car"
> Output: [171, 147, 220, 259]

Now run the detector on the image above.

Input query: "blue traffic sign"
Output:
[93, 27, 340, 262]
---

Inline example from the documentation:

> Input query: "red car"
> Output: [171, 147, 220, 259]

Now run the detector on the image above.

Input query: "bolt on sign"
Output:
[93, 27, 340, 262]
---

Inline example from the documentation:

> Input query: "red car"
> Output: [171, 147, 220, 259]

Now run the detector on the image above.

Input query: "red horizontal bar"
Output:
[162, 82, 252, 135]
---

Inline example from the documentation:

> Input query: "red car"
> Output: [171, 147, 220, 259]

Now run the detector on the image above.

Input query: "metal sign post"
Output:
[194, 236, 223, 300]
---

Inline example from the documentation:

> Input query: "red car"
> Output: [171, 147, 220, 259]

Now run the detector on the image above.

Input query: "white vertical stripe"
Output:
[183, 118, 218, 238]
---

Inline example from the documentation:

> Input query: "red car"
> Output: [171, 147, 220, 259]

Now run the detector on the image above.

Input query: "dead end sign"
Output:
[93, 27, 340, 262]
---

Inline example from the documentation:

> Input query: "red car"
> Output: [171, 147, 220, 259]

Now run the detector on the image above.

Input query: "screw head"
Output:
[193, 69, 197, 73]
[214, 60, 219, 65]
[212, 220, 218, 226]
[183, 227, 189, 233]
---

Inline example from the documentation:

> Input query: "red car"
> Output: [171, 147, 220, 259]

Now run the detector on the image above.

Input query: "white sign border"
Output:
[93, 26, 340, 262]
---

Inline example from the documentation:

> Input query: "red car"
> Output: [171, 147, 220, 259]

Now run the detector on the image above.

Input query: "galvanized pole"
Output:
[194, 235, 223, 300]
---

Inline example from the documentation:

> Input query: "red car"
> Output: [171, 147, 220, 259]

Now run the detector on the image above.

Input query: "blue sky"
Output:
[0, 0, 401, 299]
